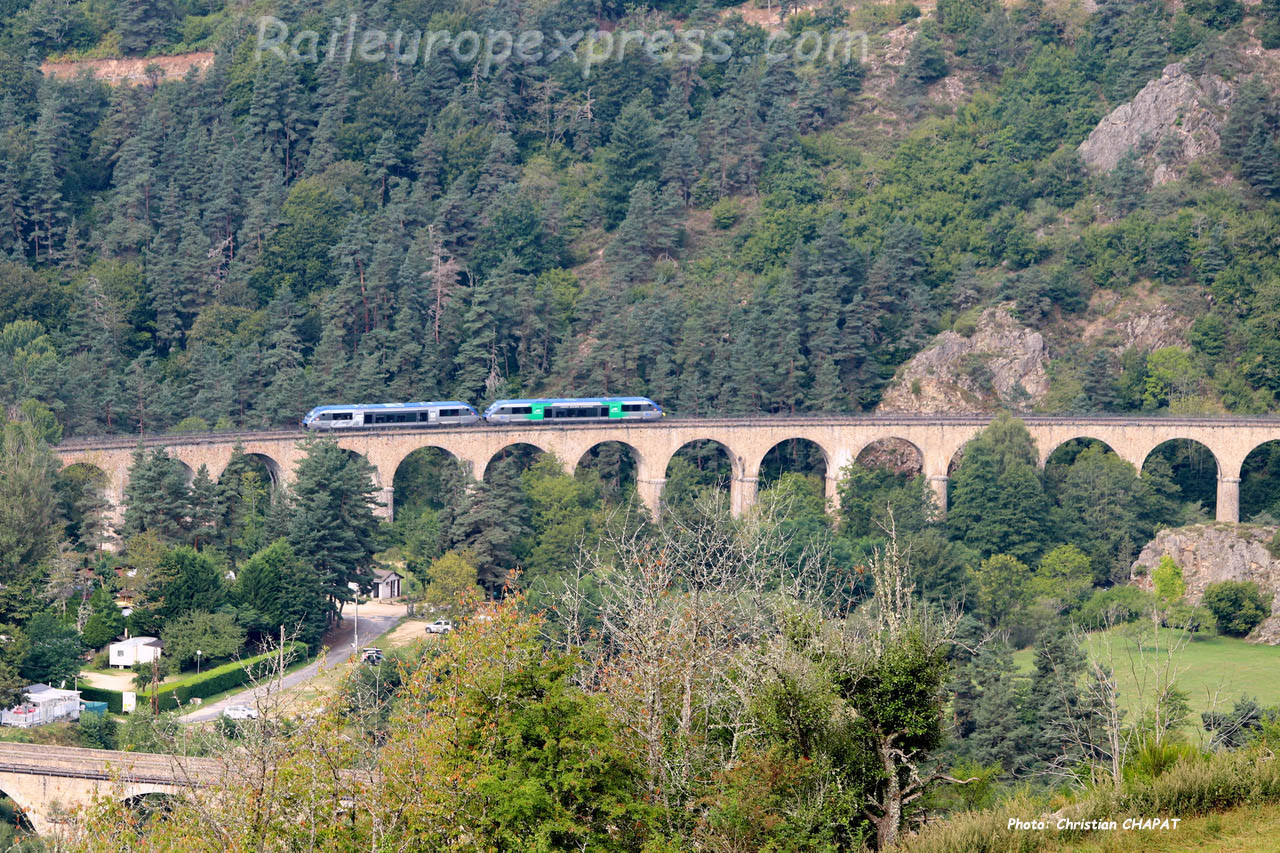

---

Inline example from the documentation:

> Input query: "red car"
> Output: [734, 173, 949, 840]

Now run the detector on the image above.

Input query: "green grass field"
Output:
[1013, 625, 1280, 741]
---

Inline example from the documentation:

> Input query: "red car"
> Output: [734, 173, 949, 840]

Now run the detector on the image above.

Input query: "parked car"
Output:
[425, 620, 453, 634]
[360, 647, 383, 664]
[223, 704, 259, 720]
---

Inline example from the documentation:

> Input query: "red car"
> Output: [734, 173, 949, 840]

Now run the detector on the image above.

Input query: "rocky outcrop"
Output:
[876, 305, 1048, 413]
[41, 52, 215, 86]
[1082, 288, 1191, 354]
[1078, 63, 1232, 179]
[1131, 524, 1280, 643]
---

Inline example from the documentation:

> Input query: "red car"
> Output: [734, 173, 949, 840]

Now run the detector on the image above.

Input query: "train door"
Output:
[530, 403, 546, 421]
[608, 401, 623, 418]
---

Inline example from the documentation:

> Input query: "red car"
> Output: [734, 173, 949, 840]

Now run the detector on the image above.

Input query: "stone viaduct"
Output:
[0, 742, 218, 836]
[53, 416, 1280, 531]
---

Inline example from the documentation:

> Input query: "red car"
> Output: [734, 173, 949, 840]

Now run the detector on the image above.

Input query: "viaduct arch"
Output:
[0, 743, 218, 837]
[54, 416, 1280, 531]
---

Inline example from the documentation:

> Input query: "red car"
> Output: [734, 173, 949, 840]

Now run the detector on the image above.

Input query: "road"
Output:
[180, 603, 404, 723]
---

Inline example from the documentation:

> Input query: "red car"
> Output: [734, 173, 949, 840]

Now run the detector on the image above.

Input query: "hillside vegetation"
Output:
[0, 0, 1280, 435]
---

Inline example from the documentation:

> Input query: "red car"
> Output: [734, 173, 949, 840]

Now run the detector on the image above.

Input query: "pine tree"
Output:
[260, 284, 307, 425]
[190, 343, 235, 425]
[1262, 0, 1280, 48]
[287, 439, 380, 623]
[370, 129, 400, 207]
[1083, 350, 1119, 410]
[187, 464, 219, 549]
[901, 21, 949, 92]
[802, 215, 859, 411]
[115, 0, 175, 55]
[233, 539, 327, 648]
[1241, 123, 1280, 198]
[29, 87, 68, 262]
[601, 101, 660, 227]
[474, 132, 520, 209]
[448, 459, 531, 591]
[661, 134, 701, 206]
[956, 642, 1035, 773]
[454, 256, 523, 402]
[310, 297, 352, 401]
[332, 214, 372, 336]
[123, 448, 191, 543]
[1106, 148, 1147, 214]
[1026, 627, 1094, 772]
[81, 585, 125, 649]
[948, 414, 1048, 562]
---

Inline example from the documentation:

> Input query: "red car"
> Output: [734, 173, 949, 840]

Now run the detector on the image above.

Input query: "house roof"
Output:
[24, 684, 79, 701]
[374, 569, 403, 581]
[111, 636, 161, 649]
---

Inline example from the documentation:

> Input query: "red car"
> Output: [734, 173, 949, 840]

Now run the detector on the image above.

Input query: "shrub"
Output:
[1201, 581, 1271, 637]
[1152, 556, 1185, 603]
[1075, 585, 1156, 628]
[78, 710, 119, 750]
[710, 198, 741, 230]
[1268, 529, 1280, 560]
[1164, 600, 1214, 633]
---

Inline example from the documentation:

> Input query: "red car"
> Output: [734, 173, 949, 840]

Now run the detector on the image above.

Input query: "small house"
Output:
[372, 569, 402, 600]
[109, 636, 162, 668]
[1, 684, 81, 727]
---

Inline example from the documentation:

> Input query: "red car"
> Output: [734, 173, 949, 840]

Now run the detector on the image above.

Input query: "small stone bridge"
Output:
[0, 742, 218, 836]
[55, 415, 1280, 530]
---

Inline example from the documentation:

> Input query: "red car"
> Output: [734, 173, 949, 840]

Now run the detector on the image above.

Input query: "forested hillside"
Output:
[1, 0, 1280, 435]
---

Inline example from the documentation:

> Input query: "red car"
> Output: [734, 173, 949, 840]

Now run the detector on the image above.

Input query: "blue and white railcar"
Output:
[302, 401, 481, 430]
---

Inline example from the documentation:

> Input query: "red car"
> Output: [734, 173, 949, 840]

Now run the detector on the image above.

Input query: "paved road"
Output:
[180, 605, 403, 723]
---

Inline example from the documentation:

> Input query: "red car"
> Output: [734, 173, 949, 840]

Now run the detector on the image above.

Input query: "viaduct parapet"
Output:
[0, 742, 218, 836]
[54, 416, 1280, 531]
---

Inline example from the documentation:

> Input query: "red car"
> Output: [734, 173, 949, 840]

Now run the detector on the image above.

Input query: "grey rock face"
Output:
[1132, 524, 1280, 643]
[1078, 63, 1233, 176]
[876, 305, 1048, 413]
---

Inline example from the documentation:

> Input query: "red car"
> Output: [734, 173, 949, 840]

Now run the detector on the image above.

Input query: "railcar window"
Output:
[333, 412, 353, 420]
[439, 409, 460, 417]
[622, 404, 642, 412]
[513, 406, 532, 414]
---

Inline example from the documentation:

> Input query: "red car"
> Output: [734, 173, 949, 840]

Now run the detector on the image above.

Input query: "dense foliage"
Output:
[0, 0, 1277, 439]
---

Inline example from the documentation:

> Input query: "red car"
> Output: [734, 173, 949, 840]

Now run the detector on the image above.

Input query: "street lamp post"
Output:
[196, 649, 203, 676]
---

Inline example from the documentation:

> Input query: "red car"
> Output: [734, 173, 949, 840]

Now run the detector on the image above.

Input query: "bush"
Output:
[710, 198, 741, 230]
[1075, 585, 1157, 628]
[78, 710, 119, 750]
[1202, 581, 1271, 637]
[1164, 600, 1214, 633]
[952, 312, 977, 337]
